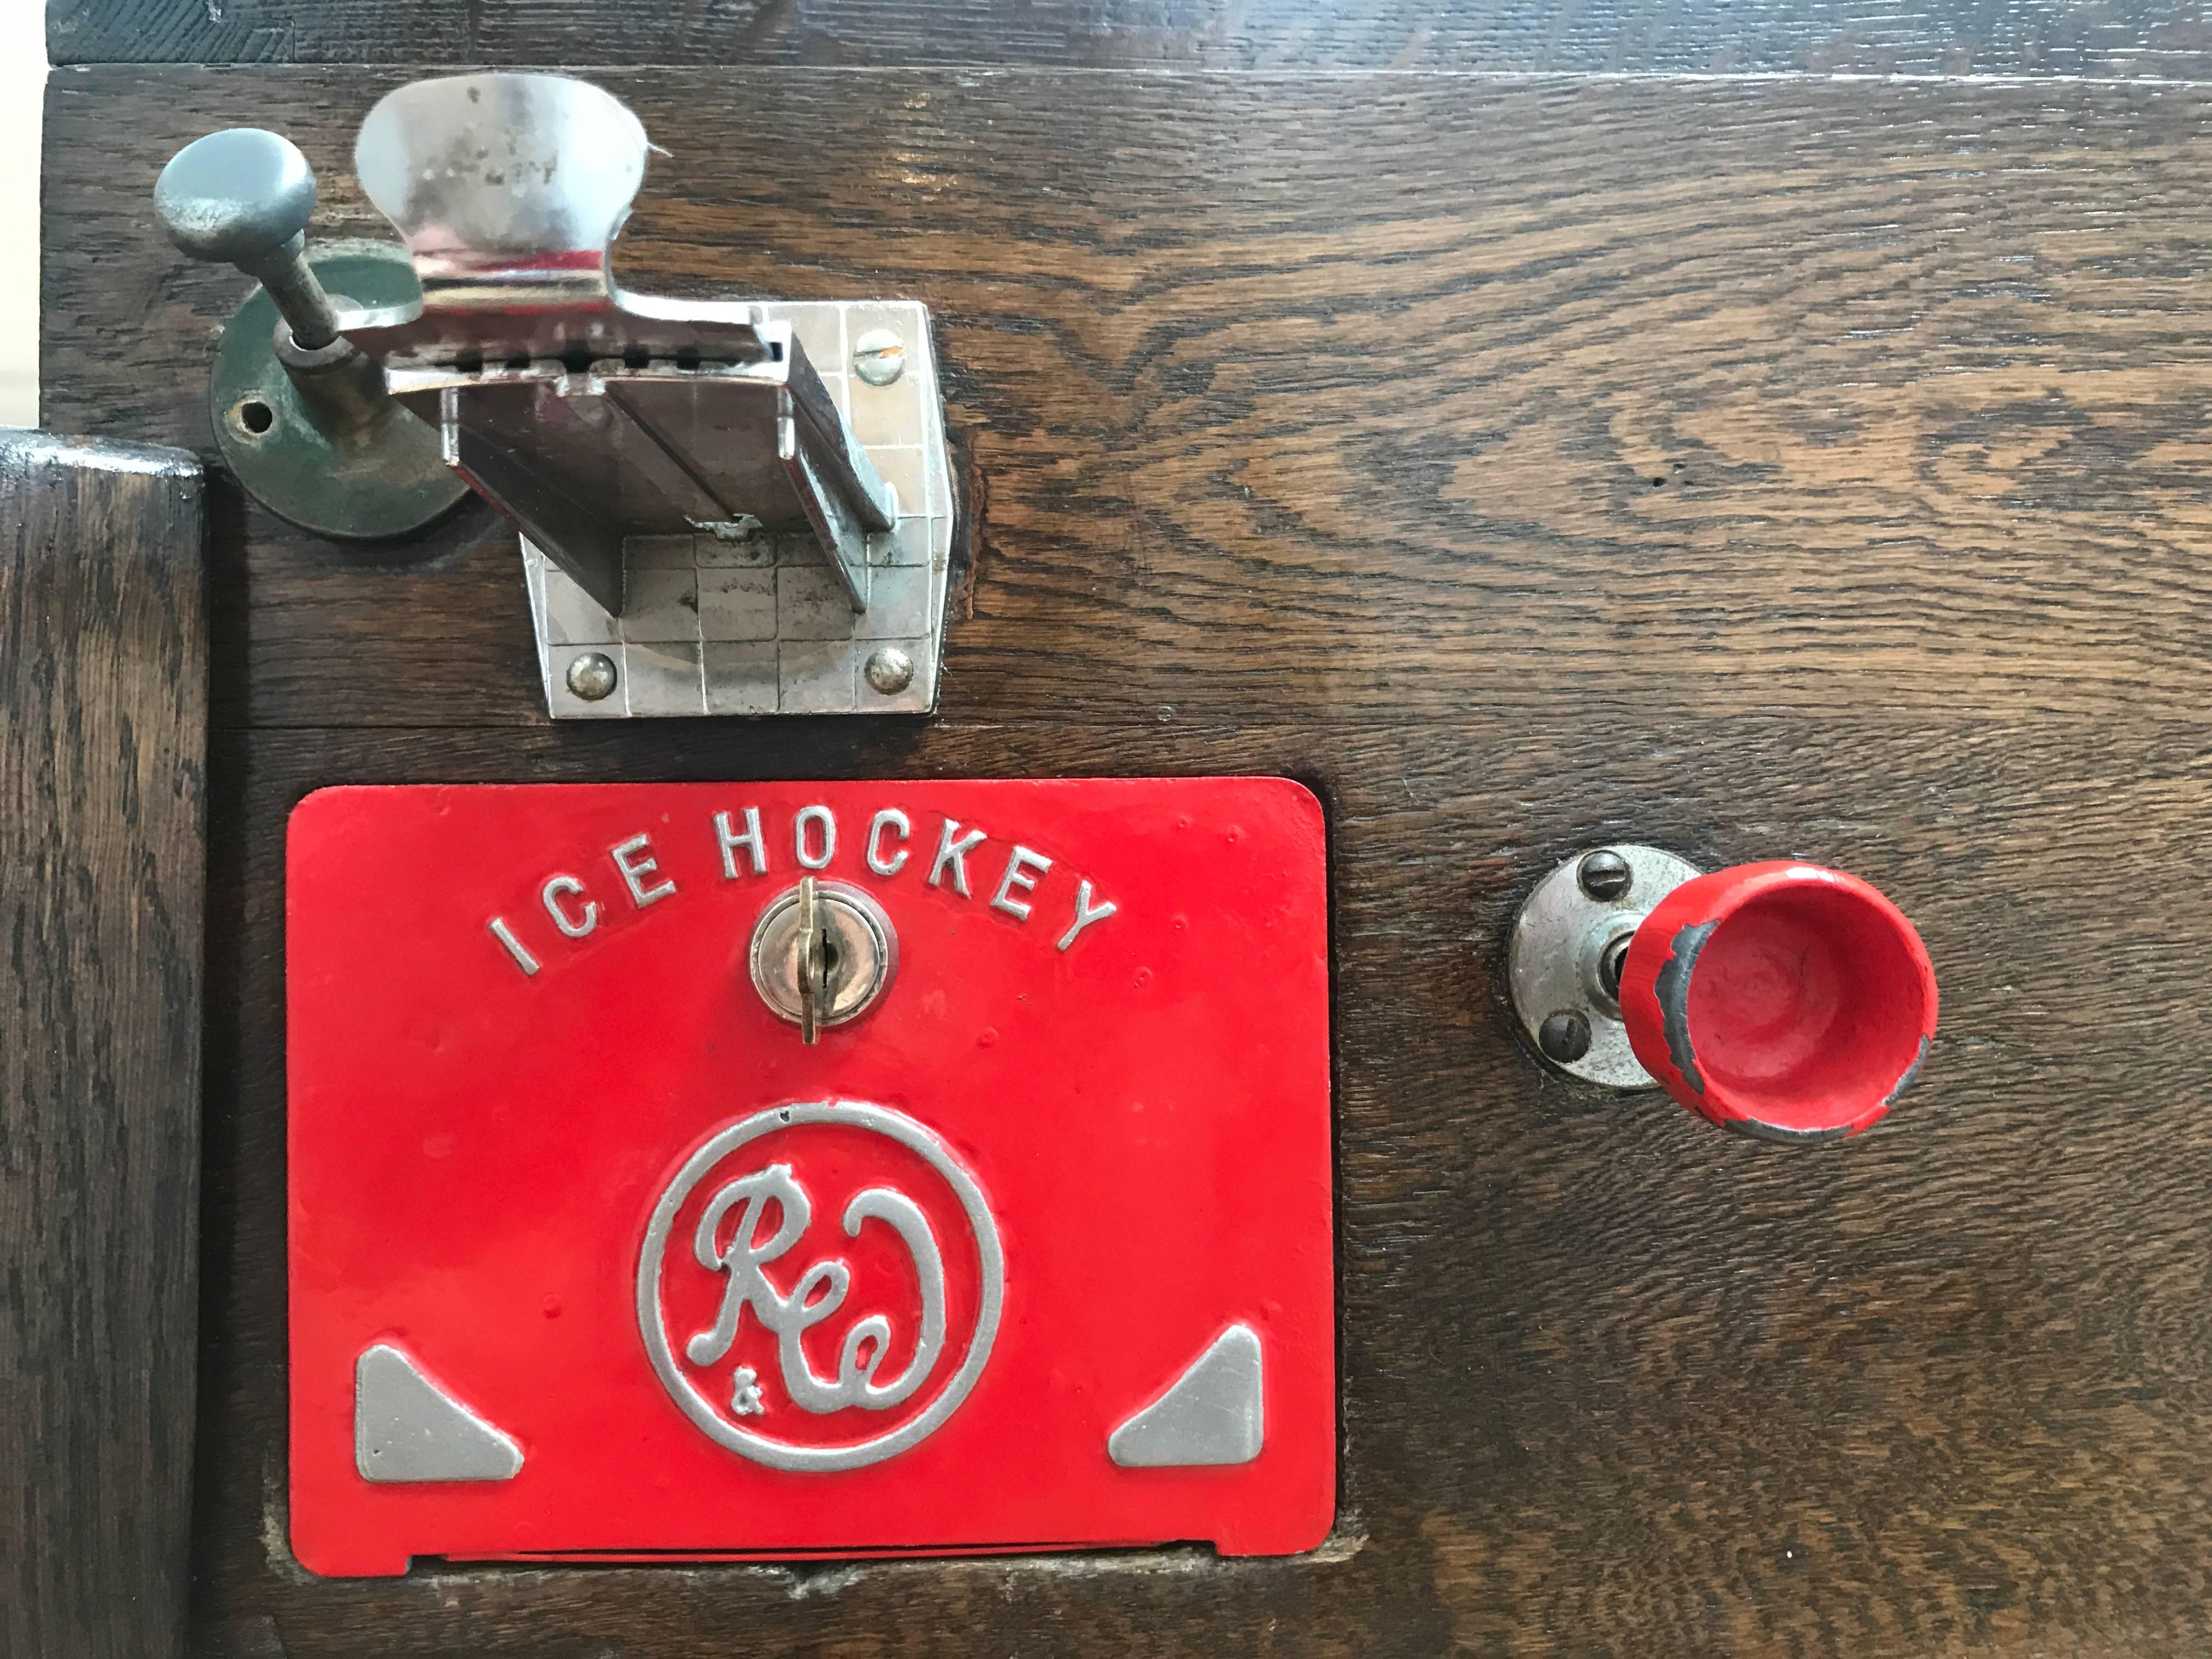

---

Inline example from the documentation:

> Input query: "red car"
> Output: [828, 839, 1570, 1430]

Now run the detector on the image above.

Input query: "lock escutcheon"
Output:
[748, 877, 899, 1042]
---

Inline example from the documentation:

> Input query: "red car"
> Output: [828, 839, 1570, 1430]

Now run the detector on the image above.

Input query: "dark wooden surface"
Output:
[46, 71, 2212, 732]
[46, 0, 2212, 75]
[1, 431, 206, 1659]
[40, 61, 2212, 1657]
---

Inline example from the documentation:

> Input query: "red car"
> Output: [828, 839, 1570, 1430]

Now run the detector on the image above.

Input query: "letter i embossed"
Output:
[488, 917, 540, 975]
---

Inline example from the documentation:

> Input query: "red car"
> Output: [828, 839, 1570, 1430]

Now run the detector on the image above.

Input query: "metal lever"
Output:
[153, 129, 466, 539]
[154, 128, 342, 349]
[150, 79, 956, 715]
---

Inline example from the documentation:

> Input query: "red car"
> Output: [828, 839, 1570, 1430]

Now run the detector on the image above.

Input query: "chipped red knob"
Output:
[1617, 862, 1937, 1144]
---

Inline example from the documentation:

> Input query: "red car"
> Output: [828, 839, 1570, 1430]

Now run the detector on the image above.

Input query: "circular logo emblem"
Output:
[636, 1100, 1003, 1471]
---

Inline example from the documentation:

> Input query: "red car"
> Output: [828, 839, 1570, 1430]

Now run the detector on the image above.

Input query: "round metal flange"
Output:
[208, 244, 467, 540]
[748, 880, 899, 1031]
[1508, 844, 1702, 1089]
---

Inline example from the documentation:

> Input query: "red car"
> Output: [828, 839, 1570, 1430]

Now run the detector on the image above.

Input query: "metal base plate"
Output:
[523, 300, 953, 718]
[209, 245, 467, 540]
[1508, 844, 1701, 1090]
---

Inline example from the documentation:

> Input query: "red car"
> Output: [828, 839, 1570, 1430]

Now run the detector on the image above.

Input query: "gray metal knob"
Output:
[155, 128, 341, 350]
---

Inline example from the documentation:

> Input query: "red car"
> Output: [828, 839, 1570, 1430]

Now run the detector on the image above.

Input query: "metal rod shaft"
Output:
[236, 232, 343, 352]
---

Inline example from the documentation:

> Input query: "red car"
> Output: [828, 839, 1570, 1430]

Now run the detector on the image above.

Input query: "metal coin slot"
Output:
[748, 877, 898, 1043]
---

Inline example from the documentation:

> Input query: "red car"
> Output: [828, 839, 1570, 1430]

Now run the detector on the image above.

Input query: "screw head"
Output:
[1538, 1010, 1593, 1064]
[853, 328, 906, 387]
[865, 646, 915, 696]
[1577, 849, 1633, 903]
[565, 651, 618, 702]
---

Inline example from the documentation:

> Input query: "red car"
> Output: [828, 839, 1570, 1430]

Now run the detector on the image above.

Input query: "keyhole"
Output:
[747, 879, 899, 1039]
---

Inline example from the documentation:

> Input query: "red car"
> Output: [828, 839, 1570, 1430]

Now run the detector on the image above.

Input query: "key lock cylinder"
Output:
[1508, 847, 1938, 1143]
[748, 876, 898, 1045]
[155, 74, 957, 720]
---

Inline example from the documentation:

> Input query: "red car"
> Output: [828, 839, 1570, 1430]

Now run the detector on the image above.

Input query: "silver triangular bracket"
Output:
[354, 1342, 524, 1483]
[1107, 1324, 1265, 1468]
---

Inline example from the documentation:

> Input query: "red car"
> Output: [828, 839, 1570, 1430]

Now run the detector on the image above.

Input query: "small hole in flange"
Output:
[233, 398, 275, 437]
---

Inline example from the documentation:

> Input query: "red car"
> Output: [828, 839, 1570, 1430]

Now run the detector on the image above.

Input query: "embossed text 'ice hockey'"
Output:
[484, 804, 1120, 978]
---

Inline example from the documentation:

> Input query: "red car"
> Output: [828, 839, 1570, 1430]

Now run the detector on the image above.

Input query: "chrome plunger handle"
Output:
[155, 128, 343, 352]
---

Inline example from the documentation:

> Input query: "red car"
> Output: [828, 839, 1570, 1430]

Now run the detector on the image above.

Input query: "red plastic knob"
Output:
[1617, 862, 1937, 1143]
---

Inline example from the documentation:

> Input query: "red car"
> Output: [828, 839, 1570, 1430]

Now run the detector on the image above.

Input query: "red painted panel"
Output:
[286, 779, 1334, 1576]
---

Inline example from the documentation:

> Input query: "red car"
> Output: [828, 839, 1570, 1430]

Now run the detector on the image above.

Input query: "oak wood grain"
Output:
[45, 70, 2212, 731]
[37, 63, 2212, 1657]
[0, 431, 206, 1659]
[46, 0, 2212, 75]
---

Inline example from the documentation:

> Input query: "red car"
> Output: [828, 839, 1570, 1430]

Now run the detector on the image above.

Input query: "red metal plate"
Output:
[286, 779, 1333, 1576]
